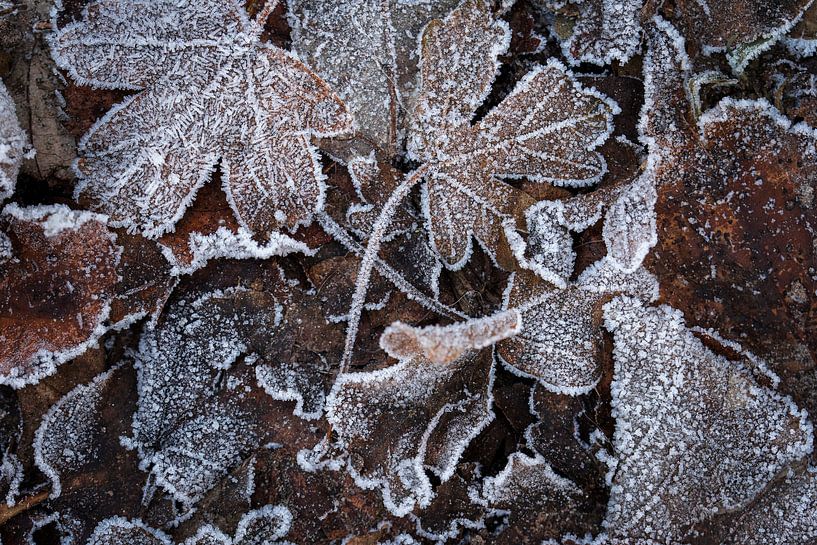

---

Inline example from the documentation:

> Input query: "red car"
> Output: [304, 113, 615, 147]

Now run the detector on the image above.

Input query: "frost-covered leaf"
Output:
[288, 0, 458, 156]
[0, 79, 26, 201]
[710, 467, 817, 544]
[602, 296, 814, 543]
[34, 365, 120, 498]
[51, 0, 353, 238]
[406, 0, 616, 268]
[539, 0, 642, 65]
[0, 204, 119, 387]
[643, 18, 817, 368]
[87, 518, 172, 545]
[497, 258, 657, 394]
[0, 385, 22, 506]
[315, 318, 500, 515]
[480, 452, 601, 544]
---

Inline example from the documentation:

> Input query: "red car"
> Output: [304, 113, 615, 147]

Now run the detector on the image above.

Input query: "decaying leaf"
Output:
[407, 0, 616, 268]
[643, 17, 817, 370]
[87, 506, 291, 545]
[313, 315, 511, 516]
[497, 258, 657, 394]
[0, 79, 26, 201]
[288, 0, 458, 157]
[480, 452, 602, 544]
[0, 204, 119, 387]
[602, 296, 813, 543]
[51, 0, 353, 238]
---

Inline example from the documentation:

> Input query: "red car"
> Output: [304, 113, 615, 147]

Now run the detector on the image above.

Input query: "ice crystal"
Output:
[406, 0, 616, 268]
[0, 79, 25, 201]
[0, 204, 120, 387]
[318, 328, 496, 516]
[51, 0, 353, 238]
[602, 297, 814, 543]
[288, 0, 458, 156]
[497, 258, 657, 394]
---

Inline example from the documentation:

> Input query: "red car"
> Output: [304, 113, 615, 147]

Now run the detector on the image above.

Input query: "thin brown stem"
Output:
[0, 489, 50, 525]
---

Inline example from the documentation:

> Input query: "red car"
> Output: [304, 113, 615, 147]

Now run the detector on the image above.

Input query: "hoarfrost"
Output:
[602, 296, 814, 543]
[288, 0, 458, 156]
[0, 79, 25, 201]
[51, 0, 353, 238]
[497, 259, 658, 394]
[406, 0, 617, 268]
[315, 327, 496, 516]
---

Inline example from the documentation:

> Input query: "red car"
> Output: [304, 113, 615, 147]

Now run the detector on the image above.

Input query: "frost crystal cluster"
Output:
[0, 0, 815, 543]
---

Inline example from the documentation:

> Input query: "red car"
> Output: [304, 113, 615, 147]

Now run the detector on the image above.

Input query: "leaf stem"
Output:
[339, 164, 430, 374]
[254, 0, 279, 29]
[0, 489, 50, 525]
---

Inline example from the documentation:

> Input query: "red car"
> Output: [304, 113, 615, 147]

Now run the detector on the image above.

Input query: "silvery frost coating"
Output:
[288, 0, 459, 157]
[602, 296, 813, 543]
[540, 0, 814, 70]
[86, 506, 292, 545]
[50, 0, 353, 239]
[0, 79, 25, 201]
[406, 0, 617, 269]
[314, 312, 523, 517]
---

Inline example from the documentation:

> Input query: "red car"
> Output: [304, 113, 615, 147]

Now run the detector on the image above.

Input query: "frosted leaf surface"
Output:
[481, 452, 601, 542]
[380, 310, 520, 365]
[129, 288, 279, 506]
[288, 0, 458, 156]
[0, 79, 25, 201]
[256, 356, 329, 421]
[86, 518, 172, 545]
[541, 0, 642, 65]
[34, 366, 121, 498]
[497, 259, 657, 394]
[51, 0, 353, 238]
[0, 204, 119, 388]
[716, 467, 817, 544]
[319, 344, 495, 516]
[406, 0, 616, 268]
[603, 297, 814, 543]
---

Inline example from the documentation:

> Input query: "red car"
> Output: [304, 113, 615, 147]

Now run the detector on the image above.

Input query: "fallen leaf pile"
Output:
[0, 0, 815, 544]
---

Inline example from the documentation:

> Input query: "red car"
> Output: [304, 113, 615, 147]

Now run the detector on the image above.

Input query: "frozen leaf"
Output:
[602, 296, 813, 543]
[711, 467, 817, 544]
[407, 0, 616, 268]
[0, 385, 21, 506]
[288, 0, 458, 156]
[540, 0, 642, 65]
[34, 364, 120, 498]
[256, 355, 330, 421]
[86, 518, 172, 545]
[0, 204, 119, 387]
[127, 288, 276, 506]
[0, 79, 26, 201]
[643, 18, 817, 368]
[480, 452, 601, 544]
[497, 258, 657, 394]
[51, 0, 353, 238]
[380, 310, 520, 365]
[316, 322, 498, 516]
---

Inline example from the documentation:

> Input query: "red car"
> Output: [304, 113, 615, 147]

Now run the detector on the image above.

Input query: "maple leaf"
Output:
[602, 296, 813, 543]
[496, 258, 657, 393]
[50, 0, 354, 239]
[0, 204, 120, 387]
[407, 0, 616, 269]
[288, 0, 459, 157]
[311, 314, 519, 516]
[0, 79, 26, 201]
